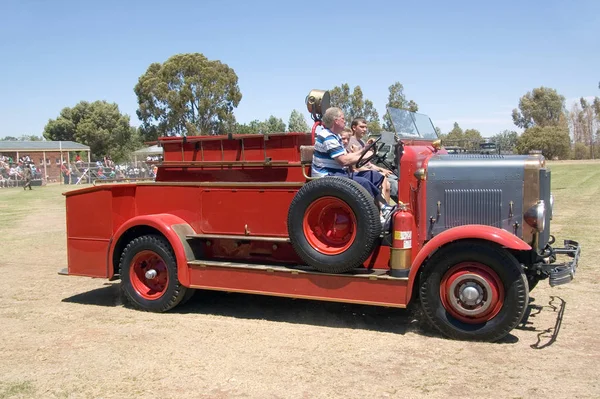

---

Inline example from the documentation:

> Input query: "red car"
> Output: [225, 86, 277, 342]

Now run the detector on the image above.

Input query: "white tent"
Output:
[133, 145, 163, 163]
[133, 145, 163, 155]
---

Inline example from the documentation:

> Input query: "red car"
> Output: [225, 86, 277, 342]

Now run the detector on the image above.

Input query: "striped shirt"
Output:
[311, 127, 347, 177]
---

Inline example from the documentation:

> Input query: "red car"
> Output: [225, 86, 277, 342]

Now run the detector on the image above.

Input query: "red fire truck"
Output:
[62, 90, 579, 341]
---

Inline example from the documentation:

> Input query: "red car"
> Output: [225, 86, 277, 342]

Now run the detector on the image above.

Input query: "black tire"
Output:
[119, 235, 190, 312]
[419, 241, 528, 342]
[288, 177, 381, 273]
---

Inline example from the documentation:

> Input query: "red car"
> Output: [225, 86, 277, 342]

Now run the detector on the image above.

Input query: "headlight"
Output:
[524, 200, 546, 232]
[549, 194, 554, 220]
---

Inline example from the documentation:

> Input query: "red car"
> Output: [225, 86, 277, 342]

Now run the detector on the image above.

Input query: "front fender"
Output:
[108, 214, 196, 286]
[406, 224, 531, 303]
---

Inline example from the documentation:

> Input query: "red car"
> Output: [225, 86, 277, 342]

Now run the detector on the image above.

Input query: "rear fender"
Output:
[406, 224, 531, 303]
[108, 214, 195, 286]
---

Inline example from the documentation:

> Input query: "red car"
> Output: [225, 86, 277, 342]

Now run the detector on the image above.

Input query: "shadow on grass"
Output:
[62, 284, 528, 343]
[62, 283, 122, 307]
[515, 295, 566, 349]
[62, 283, 442, 337]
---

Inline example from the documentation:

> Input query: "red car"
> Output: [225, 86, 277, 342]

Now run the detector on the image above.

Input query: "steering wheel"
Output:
[355, 136, 384, 169]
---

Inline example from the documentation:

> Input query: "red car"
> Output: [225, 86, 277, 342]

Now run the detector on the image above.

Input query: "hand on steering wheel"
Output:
[355, 136, 383, 169]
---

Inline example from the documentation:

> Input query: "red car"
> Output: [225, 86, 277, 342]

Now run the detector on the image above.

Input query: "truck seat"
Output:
[300, 145, 317, 180]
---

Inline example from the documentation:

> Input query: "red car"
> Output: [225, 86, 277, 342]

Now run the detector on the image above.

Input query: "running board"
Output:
[187, 234, 290, 243]
[188, 260, 406, 281]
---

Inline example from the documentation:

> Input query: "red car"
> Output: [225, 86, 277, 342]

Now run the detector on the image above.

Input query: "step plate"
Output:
[187, 260, 408, 308]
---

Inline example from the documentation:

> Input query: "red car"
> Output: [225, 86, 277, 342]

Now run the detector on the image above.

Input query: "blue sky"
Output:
[0, 0, 598, 138]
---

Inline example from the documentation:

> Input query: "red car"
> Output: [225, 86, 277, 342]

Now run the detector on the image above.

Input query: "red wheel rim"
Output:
[302, 196, 357, 255]
[129, 250, 169, 300]
[439, 262, 504, 324]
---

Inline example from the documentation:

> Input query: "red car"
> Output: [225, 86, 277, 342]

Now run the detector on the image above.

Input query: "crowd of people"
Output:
[1, 153, 159, 187]
[0, 155, 42, 189]
[64, 159, 158, 184]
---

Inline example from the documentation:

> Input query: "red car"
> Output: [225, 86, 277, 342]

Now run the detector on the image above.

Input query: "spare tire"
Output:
[287, 176, 382, 273]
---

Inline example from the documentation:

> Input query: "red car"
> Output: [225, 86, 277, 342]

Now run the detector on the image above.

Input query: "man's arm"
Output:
[335, 147, 374, 166]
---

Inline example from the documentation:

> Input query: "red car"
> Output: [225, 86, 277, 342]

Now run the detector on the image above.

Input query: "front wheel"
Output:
[119, 235, 190, 312]
[419, 241, 528, 342]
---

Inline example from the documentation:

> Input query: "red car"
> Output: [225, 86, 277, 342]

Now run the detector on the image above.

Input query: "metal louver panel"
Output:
[444, 189, 503, 228]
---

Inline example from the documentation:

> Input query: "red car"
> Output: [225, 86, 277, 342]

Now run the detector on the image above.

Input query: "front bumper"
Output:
[542, 240, 580, 287]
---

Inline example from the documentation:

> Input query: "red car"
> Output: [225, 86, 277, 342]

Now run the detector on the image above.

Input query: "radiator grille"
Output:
[444, 189, 503, 228]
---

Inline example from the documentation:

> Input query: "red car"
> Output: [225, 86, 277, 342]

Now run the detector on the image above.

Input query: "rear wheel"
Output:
[419, 241, 528, 342]
[119, 235, 190, 312]
[288, 177, 381, 273]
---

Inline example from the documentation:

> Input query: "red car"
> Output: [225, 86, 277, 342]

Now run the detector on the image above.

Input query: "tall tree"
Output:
[463, 128, 483, 151]
[445, 122, 464, 143]
[1, 135, 43, 141]
[382, 82, 419, 131]
[43, 101, 141, 161]
[516, 124, 570, 160]
[235, 116, 286, 134]
[288, 110, 309, 132]
[262, 116, 286, 133]
[135, 53, 242, 140]
[329, 84, 380, 132]
[329, 83, 352, 120]
[511, 87, 566, 129]
[490, 130, 519, 154]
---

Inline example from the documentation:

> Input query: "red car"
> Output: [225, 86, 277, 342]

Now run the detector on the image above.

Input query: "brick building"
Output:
[0, 140, 90, 183]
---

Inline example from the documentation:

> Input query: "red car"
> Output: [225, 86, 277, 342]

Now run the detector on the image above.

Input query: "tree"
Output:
[288, 110, 309, 132]
[463, 129, 483, 151]
[135, 53, 242, 140]
[516, 125, 570, 160]
[490, 130, 519, 154]
[1, 135, 42, 141]
[329, 84, 380, 132]
[573, 142, 590, 160]
[569, 98, 599, 159]
[512, 87, 566, 129]
[382, 82, 419, 131]
[445, 122, 464, 143]
[235, 116, 286, 134]
[262, 116, 286, 133]
[329, 83, 352, 120]
[43, 101, 141, 161]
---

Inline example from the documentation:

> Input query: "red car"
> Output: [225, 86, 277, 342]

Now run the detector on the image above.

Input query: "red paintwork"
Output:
[64, 131, 529, 310]
[303, 196, 357, 255]
[439, 262, 504, 324]
[310, 120, 322, 145]
[130, 250, 169, 300]
[405, 224, 531, 302]
[187, 263, 408, 307]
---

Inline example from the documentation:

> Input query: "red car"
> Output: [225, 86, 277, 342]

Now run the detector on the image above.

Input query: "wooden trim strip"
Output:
[188, 234, 290, 242]
[188, 260, 407, 281]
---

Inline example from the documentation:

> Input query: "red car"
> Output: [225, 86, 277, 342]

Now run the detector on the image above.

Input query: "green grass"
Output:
[0, 381, 35, 399]
[0, 183, 86, 230]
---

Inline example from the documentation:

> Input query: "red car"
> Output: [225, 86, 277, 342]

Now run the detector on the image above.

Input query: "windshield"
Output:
[386, 107, 438, 140]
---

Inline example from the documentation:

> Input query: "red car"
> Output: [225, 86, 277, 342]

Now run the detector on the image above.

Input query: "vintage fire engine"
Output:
[62, 90, 580, 342]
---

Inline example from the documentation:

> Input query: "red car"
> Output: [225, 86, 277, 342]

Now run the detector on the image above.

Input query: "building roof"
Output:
[0, 141, 90, 152]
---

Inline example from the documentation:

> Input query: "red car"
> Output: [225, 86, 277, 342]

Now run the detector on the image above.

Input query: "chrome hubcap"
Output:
[448, 273, 493, 316]
[145, 269, 158, 279]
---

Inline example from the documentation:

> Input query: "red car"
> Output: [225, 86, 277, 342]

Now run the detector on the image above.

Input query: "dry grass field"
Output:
[1, 160, 599, 398]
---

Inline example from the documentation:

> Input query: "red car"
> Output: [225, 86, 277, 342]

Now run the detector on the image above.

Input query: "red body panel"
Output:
[188, 264, 407, 307]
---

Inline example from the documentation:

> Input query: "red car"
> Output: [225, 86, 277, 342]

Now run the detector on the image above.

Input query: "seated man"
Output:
[312, 107, 393, 218]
